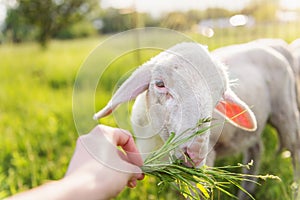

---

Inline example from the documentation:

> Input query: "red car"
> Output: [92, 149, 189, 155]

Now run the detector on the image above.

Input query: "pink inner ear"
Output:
[216, 100, 255, 130]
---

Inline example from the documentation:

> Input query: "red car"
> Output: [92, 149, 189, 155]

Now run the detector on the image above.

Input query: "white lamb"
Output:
[94, 42, 300, 198]
[93, 42, 257, 168]
[211, 42, 300, 199]
[252, 38, 300, 109]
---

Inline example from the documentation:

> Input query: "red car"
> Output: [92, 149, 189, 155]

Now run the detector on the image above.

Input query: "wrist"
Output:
[60, 173, 100, 200]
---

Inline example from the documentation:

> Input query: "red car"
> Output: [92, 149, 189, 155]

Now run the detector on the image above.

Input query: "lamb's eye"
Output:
[155, 80, 165, 88]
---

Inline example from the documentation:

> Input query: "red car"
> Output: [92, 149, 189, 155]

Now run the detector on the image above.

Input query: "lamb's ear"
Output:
[214, 89, 257, 131]
[93, 65, 151, 120]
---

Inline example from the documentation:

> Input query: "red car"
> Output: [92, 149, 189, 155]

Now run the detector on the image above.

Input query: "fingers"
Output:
[128, 179, 137, 188]
[119, 136, 144, 167]
[127, 171, 145, 188]
[116, 157, 144, 183]
[97, 125, 144, 167]
[127, 171, 145, 189]
[80, 125, 144, 174]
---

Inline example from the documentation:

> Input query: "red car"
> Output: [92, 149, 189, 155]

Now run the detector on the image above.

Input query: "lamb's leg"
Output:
[270, 113, 300, 200]
[238, 141, 263, 200]
[269, 98, 300, 182]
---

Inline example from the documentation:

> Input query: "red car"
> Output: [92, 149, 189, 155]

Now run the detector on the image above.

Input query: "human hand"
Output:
[6, 125, 143, 200]
[64, 125, 144, 199]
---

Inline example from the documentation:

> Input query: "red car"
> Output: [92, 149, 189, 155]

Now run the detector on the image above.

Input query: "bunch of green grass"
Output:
[141, 118, 280, 200]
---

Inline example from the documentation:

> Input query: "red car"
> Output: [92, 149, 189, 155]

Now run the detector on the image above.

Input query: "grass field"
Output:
[0, 24, 300, 200]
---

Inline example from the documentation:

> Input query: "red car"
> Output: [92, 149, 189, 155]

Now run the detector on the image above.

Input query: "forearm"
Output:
[6, 171, 125, 200]
[6, 175, 102, 200]
[6, 180, 67, 200]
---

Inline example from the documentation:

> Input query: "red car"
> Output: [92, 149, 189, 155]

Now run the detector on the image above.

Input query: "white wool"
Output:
[94, 42, 256, 169]
[211, 42, 300, 198]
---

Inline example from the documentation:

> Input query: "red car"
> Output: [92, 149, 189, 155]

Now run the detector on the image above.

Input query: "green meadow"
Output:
[0, 25, 300, 199]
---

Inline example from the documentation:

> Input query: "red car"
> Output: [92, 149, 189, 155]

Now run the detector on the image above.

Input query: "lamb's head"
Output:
[94, 42, 257, 167]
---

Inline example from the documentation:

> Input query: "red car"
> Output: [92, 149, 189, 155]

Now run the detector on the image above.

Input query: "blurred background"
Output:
[1, 0, 300, 46]
[0, 0, 300, 199]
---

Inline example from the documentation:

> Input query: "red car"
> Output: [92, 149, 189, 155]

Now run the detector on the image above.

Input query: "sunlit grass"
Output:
[0, 38, 98, 196]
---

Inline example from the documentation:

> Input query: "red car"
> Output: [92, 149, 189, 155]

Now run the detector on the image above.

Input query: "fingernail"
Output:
[128, 180, 137, 188]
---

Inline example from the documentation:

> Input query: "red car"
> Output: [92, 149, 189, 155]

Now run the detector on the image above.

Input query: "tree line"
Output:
[1, 0, 284, 47]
